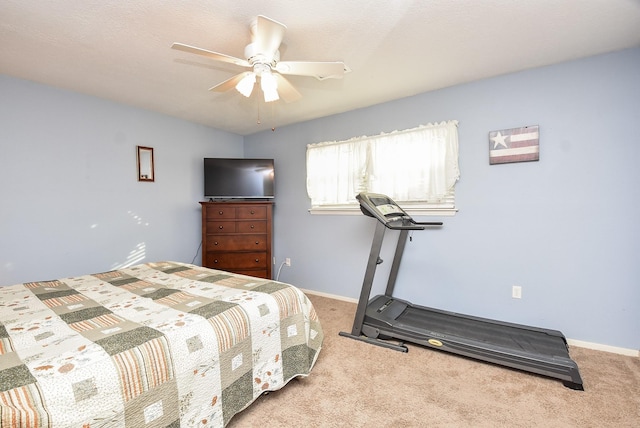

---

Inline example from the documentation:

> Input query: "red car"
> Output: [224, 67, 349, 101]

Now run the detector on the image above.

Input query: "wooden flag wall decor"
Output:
[489, 125, 539, 165]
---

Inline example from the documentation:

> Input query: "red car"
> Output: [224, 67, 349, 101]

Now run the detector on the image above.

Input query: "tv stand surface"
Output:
[207, 198, 273, 202]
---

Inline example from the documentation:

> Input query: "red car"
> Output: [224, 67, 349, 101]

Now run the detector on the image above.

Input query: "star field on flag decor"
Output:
[489, 125, 539, 165]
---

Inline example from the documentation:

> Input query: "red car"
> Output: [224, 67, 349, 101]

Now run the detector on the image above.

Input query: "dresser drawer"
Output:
[237, 221, 267, 233]
[237, 206, 266, 219]
[206, 207, 236, 219]
[206, 220, 237, 233]
[232, 269, 268, 279]
[205, 252, 268, 269]
[206, 235, 267, 251]
[206, 220, 267, 233]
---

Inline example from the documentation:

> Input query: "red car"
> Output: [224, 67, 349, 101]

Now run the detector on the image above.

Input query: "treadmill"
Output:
[339, 192, 584, 390]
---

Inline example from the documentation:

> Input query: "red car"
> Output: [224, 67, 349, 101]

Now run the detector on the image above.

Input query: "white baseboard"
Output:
[567, 339, 639, 357]
[300, 288, 358, 303]
[301, 288, 639, 358]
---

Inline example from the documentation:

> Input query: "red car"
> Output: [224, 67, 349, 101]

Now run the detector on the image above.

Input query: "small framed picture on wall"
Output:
[489, 125, 539, 165]
[137, 146, 155, 181]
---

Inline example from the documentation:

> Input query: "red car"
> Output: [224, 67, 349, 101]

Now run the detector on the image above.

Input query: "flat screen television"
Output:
[204, 158, 275, 199]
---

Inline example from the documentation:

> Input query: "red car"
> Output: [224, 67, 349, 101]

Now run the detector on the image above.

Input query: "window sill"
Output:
[308, 206, 458, 216]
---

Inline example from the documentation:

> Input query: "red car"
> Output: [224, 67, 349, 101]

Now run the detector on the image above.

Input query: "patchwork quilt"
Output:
[0, 261, 323, 427]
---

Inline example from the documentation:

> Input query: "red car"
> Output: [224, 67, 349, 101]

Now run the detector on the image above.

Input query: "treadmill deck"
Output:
[363, 294, 583, 390]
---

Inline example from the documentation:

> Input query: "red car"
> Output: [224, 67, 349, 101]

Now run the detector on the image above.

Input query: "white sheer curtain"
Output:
[306, 138, 368, 206]
[306, 120, 459, 207]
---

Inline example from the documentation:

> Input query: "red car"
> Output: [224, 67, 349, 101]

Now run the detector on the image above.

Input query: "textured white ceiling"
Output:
[2, 1, 639, 135]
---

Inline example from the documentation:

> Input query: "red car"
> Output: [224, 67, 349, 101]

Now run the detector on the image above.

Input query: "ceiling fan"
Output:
[172, 15, 348, 103]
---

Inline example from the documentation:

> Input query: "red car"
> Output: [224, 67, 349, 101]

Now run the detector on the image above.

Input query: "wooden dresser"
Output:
[200, 201, 273, 279]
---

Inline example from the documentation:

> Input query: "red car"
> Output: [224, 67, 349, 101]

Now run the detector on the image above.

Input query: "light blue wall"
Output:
[244, 48, 640, 350]
[2, 49, 638, 350]
[0, 75, 243, 285]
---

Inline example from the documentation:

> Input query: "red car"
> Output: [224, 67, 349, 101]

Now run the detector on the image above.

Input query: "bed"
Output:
[0, 261, 323, 427]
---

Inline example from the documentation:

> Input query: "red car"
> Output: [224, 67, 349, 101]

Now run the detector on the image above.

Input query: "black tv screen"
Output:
[204, 158, 275, 199]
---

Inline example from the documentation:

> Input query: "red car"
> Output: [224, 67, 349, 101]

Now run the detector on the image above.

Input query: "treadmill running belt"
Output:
[400, 305, 569, 356]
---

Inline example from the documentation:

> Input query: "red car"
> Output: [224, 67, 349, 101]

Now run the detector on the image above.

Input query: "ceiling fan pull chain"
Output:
[256, 95, 261, 125]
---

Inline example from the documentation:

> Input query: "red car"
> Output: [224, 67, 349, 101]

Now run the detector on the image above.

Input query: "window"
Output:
[306, 120, 460, 215]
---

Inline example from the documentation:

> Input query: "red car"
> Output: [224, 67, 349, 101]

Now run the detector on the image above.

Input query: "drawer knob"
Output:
[255, 259, 259, 263]
[214, 241, 219, 245]
[219, 225, 224, 229]
[214, 259, 219, 263]
[250, 225, 255, 229]
[255, 241, 259, 245]
[250, 210, 255, 214]
[218, 211, 224, 215]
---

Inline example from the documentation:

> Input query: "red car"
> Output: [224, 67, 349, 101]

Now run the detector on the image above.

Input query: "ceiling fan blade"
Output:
[276, 61, 347, 80]
[274, 73, 302, 103]
[172, 42, 250, 68]
[209, 72, 252, 92]
[253, 15, 286, 55]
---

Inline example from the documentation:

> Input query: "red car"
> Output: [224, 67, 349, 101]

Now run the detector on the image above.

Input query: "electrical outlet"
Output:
[273, 257, 276, 265]
[285, 258, 291, 267]
[512, 285, 522, 299]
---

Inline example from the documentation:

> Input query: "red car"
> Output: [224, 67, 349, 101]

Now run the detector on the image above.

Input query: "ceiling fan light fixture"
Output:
[261, 72, 279, 102]
[263, 87, 279, 103]
[173, 15, 345, 105]
[235, 73, 256, 97]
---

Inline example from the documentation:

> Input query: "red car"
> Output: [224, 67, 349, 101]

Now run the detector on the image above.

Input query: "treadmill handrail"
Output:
[387, 220, 442, 230]
[413, 220, 444, 227]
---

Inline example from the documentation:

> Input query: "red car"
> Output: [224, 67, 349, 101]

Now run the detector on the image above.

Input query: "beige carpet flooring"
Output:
[230, 294, 640, 427]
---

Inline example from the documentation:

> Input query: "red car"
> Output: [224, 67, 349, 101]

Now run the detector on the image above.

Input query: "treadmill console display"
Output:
[356, 192, 440, 230]
[377, 203, 405, 216]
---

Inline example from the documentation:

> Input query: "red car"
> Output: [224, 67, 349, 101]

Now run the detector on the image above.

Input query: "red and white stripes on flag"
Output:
[489, 125, 539, 165]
